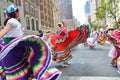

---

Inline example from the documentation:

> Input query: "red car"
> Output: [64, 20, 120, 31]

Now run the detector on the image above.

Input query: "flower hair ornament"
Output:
[58, 22, 63, 27]
[7, 4, 17, 13]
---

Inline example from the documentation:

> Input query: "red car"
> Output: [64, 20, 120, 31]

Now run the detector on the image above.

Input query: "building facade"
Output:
[0, 0, 40, 35]
[0, 0, 60, 34]
[84, 0, 91, 24]
[52, 0, 61, 31]
[59, 0, 75, 30]
[90, 0, 97, 22]
[23, 0, 40, 35]
[59, 0, 73, 20]
[40, 0, 55, 32]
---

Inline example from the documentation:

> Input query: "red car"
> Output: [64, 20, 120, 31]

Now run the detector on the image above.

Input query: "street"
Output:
[52, 42, 120, 80]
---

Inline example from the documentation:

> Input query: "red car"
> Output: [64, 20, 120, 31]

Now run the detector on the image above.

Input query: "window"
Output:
[44, 1, 46, 6]
[24, 2, 29, 13]
[35, 9, 39, 17]
[31, 19, 35, 30]
[3, 12, 6, 19]
[26, 17, 30, 30]
[36, 20, 39, 31]
[30, 6, 34, 15]
[45, 16, 47, 20]
[67, 0, 72, 5]
[40, 5, 43, 11]
[41, 21, 44, 26]
[36, 10, 39, 18]
[41, 13, 44, 19]
[15, 0, 18, 6]
[44, 8, 47, 13]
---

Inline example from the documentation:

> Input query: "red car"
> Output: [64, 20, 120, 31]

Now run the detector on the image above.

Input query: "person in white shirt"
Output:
[0, 4, 23, 43]
[87, 31, 98, 48]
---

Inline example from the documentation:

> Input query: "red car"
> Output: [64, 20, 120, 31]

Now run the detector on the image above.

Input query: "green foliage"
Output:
[89, 21, 104, 31]
[96, 0, 119, 28]
[96, 0, 106, 19]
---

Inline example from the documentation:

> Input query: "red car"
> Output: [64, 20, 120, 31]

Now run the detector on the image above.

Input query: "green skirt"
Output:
[3, 37, 15, 44]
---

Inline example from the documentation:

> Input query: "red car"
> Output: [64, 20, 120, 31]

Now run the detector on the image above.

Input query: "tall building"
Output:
[59, 0, 73, 20]
[52, 0, 61, 31]
[84, 0, 91, 24]
[40, 0, 54, 32]
[90, 0, 96, 22]
[59, 0, 75, 30]
[85, 0, 90, 14]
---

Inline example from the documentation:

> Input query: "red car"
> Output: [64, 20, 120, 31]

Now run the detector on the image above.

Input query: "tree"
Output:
[89, 21, 104, 31]
[96, 0, 119, 28]
[106, 0, 119, 28]
[96, 0, 106, 20]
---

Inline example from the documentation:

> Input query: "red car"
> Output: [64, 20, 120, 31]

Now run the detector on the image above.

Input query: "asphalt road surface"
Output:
[51, 42, 120, 80]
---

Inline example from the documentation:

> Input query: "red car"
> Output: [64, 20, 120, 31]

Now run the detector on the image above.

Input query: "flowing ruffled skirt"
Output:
[48, 26, 90, 63]
[0, 35, 61, 80]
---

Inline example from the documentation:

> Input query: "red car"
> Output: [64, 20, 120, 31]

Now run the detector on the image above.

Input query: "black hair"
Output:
[4, 8, 19, 26]
[39, 30, 43, 33]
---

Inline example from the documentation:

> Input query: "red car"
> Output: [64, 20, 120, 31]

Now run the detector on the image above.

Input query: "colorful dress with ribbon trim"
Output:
[107, 29, 120, 72]
[45, 25, 90, 63]
[0, 35, 62, 80]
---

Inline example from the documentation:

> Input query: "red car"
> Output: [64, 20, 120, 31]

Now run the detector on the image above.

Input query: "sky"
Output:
[72, 0, 87, 24]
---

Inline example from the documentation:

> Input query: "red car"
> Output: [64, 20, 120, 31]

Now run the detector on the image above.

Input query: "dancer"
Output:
[53, 21, 72, 67]
[108, 29, 120, 66]
[0, 4, 61, 80]
[106, 29, 120, 74]
[87, 30, 98, 49]
[0, 5, 23, 43]
[48, 22, 90, 67]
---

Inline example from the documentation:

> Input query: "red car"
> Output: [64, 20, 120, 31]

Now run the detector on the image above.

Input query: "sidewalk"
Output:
[59, 76, 120, 80]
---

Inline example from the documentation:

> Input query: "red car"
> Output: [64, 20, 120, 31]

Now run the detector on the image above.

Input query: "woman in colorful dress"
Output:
[0, 4, 61, 80]
[52, 22, 72, 67]
[106, 27, 120, 74]
[49, 23, 90, 67]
